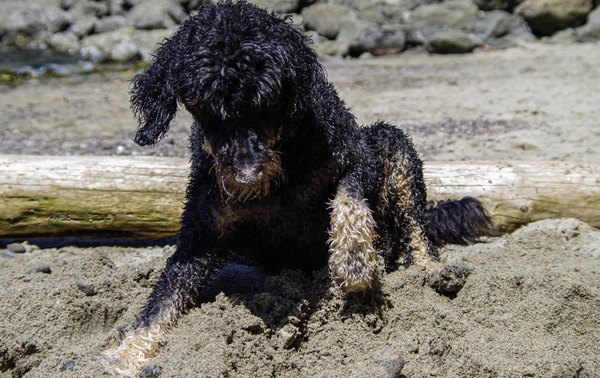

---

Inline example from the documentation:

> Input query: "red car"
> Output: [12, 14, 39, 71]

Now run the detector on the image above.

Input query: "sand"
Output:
[1, 41, 599, 377]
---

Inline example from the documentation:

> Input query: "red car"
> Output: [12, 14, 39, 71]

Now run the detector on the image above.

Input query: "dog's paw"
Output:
[329, 247, 379, 293]
[99, 326, 162, 377]
[426, 264, 472, 294]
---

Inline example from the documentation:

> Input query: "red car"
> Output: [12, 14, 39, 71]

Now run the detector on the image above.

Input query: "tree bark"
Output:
[0, 155, 598, 238]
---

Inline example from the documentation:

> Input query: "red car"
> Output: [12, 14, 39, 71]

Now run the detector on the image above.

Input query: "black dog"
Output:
[102, 1, 494, 375]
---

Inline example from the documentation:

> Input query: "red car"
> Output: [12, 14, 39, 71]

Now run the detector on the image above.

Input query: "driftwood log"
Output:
[0, 154, 598, 239]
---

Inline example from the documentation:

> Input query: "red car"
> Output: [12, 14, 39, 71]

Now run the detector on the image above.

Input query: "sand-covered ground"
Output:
[1, 42, 599, 377]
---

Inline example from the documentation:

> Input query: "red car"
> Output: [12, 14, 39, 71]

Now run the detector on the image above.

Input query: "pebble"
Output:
[60, 360, 76, 372]
[26, 264, 52, 274]
[7, 243, 27, 253]
[76, 281, 97, 296]
[140, 364, 163, 378]
[276, 324, 300, 349]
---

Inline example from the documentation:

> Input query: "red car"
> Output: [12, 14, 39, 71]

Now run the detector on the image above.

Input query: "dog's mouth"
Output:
[234, 166, 264, 185]
[216, 153, 284, 202]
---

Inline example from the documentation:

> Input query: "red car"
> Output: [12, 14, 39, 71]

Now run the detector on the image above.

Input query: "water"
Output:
[0, 49, 95, 77]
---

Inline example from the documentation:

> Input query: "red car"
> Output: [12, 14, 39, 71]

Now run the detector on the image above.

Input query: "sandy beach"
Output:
[1, 41, 599, 377]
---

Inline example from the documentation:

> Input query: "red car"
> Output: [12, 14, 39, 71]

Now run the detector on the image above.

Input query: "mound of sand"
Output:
[1, 219, 598, 377]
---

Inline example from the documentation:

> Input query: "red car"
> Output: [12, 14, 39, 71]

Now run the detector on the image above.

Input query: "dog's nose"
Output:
[235, 167, 263, 184]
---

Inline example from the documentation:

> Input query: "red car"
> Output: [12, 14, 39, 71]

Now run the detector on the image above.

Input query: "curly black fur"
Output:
[102, 1, 495, 374]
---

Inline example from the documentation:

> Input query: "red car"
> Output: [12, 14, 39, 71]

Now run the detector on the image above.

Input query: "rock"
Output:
[140, 364, 163, 378]
[133, 29, 176, 62]
[46, 31, 81, 54]
[473, 9, 534, 47]
[68, 16, 97, 38]
[65, 0, 110, 18]
[473, 10, 518, 39]
[396, 0, 440, 10]
[409, 0, 480, 31]
[6, 243, 26, 254]
[426, 29, 483, 54]
[576, 6, 600, 41]
[276, 324, 300, 349]
[76, 281, 97, 296]
[0, 1, 71, 48]
[60, 360, 76, 372]
[248, 0, 301, 13]
[182, 0, 217, 12]
[313, 38, 350, 57]
[338, 20, 406, 56]
[80, 27, 139, 62]
[94, 15, 127, 34]
[107, 0, 130, 16]
[328, 0, 437, 12]
[326, 0, 407, 24]
[286, 13, 305, 31]
[301, 3, 357, 39]
[545, 28, 578, 44]
[472, 0, 522, 11]
[127, 0, 187, 30]
[80, 26, 173, 62]
[515, 0, 593, 36]
[6, 242, 38, 254]
[26, 264, 52, 274]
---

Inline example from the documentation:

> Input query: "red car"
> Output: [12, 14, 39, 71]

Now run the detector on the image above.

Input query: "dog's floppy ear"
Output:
[130, 38, 179, 146]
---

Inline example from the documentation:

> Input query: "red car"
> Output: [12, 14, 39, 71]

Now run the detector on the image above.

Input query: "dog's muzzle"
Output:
[234, 166, 264, 184]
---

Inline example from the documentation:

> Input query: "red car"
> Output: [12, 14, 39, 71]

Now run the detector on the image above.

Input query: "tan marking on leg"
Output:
[100, 302, 178, 377]
[390, 161, 442, 272]
[328, 188, 380, 293]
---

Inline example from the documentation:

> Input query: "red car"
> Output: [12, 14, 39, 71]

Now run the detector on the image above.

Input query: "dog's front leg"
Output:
[328, 180, 380, 293]
[101, 172, 223, 376]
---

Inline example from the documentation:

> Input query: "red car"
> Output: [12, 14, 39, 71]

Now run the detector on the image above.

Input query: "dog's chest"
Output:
[214, 163, 340, 268]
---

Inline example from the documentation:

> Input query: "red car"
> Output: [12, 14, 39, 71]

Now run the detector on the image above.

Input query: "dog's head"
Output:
[130, 1, 320, 201]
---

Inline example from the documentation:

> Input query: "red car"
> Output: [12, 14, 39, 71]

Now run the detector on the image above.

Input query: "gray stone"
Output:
[338, 20, 406, 56]
[107, 0, 130, 15]
[94, 15, 127, 34]
[182, 0, 217, 12]
[66, 0, 110, 18]
[68, 16, 97, 38]
[426, 29, 483, 53]
[576, 6, 600, 41]
[6, 243, 26, 254]
[515, 0, 593, 36]
[26, 264, 52, 274]
[472, 0, 522, 11]
[0, 1, 71, 47]
[46, 31, 81, 54]
[133, 29, 176, 62]
[301, 3, 357, 39]
[473, 10, 516, 39]
[127, 0, 187, 30]
[328, 0, 437, 11]
[248, 0, 301, 13]
[276, 324, 300, 349]
[325, 0, 408, 23]
[80, 27, 139, 62]
[409, 0, 480, 31]
[473, 9, 533, 43]
[60, 360, 76, 372]
[76, 281, 97, 296]
[313, 38, 350, 57]
[286, 13, 305, 32]
[546, 28, 578, 44]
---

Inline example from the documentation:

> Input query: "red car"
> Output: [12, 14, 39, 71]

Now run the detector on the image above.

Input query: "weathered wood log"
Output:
[0, 155, 598, 238]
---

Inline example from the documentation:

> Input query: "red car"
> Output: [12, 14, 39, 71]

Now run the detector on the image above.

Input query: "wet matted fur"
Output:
[101, 1, 494, 375]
